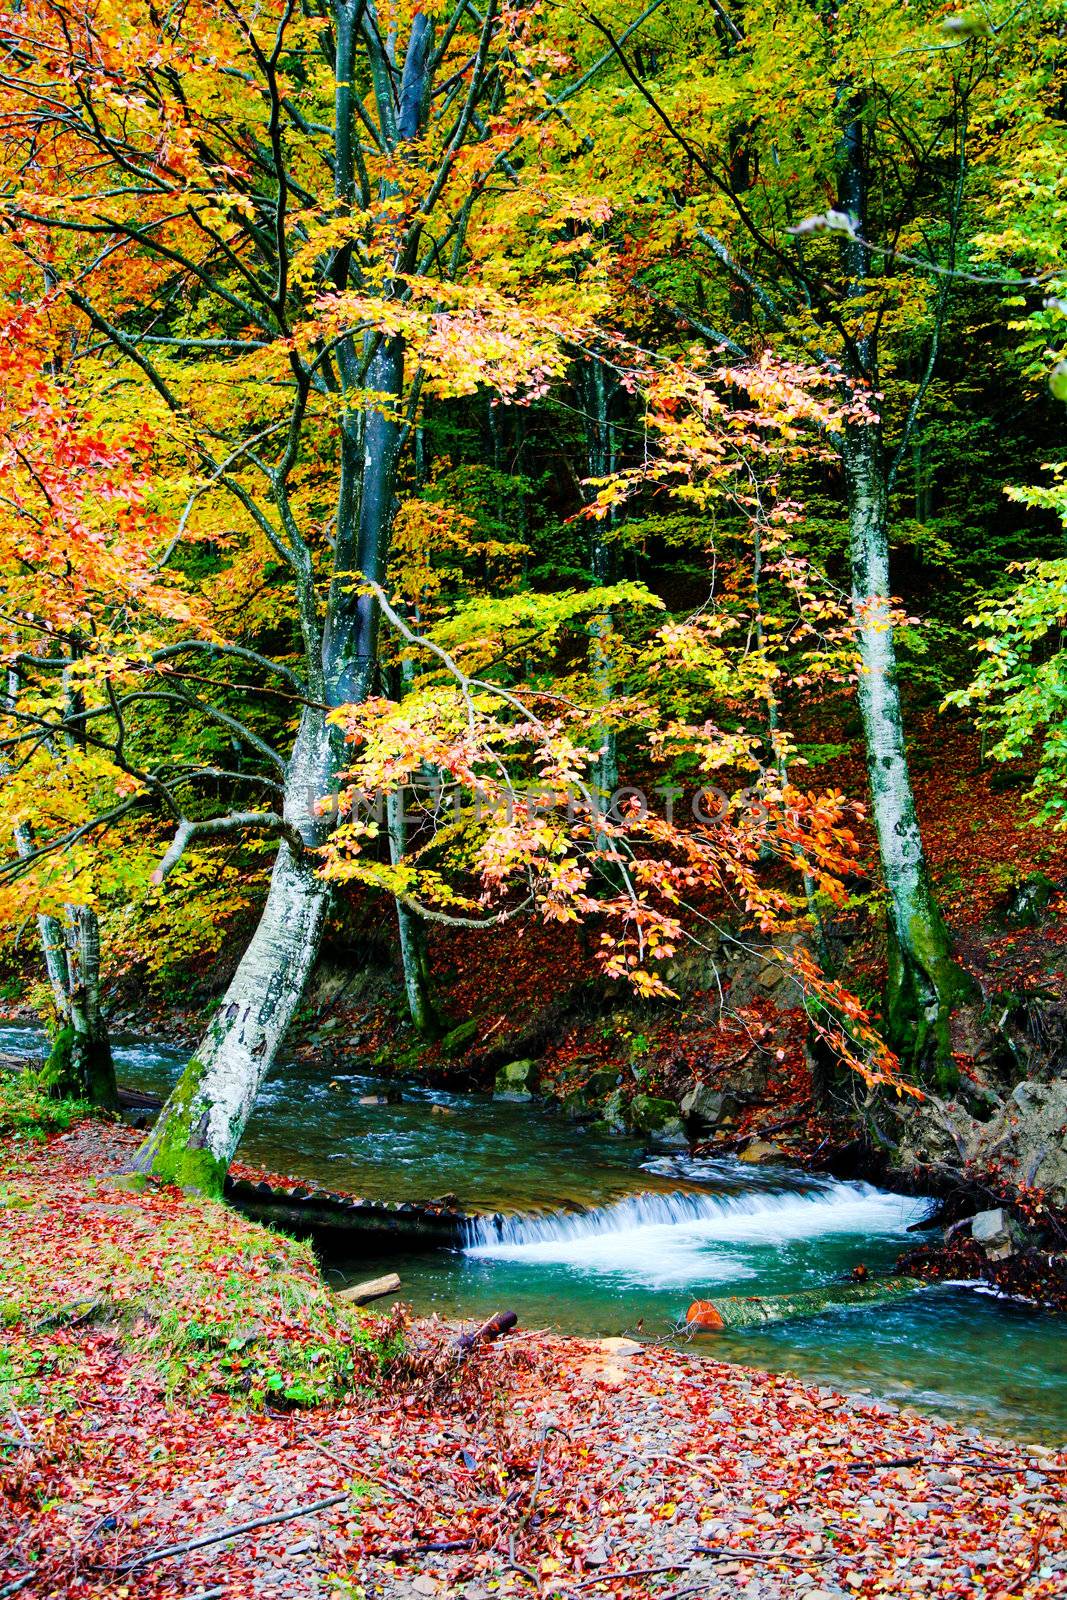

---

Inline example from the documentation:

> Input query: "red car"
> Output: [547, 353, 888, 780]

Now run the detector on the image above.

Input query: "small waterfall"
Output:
[463, 1181, 934, 1287]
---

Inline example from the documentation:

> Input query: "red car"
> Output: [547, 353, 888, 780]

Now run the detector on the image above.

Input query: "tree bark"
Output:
[686, 1276, 924, 1331]
[132, 709, 335, 1189]
[130, 10, 447, 1192]
[135, 334, 411, 1193]
[58, 906, 117, 1109]
[837, 104, 973, 1087]
[582, 358, 619, 837]
[843, 420, 974, 1085]
[387, 787, 445, 1039]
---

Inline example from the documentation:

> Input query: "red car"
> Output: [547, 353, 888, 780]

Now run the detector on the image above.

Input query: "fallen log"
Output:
[452, 1309, 518, 1353]
[335, 1272, 401, 1306]
[686, 1276, 924, 1331]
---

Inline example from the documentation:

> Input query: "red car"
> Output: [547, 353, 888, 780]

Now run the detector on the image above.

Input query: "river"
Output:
[4, 1025, 1064, 1443]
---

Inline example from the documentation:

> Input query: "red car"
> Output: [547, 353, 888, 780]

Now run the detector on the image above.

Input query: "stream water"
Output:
[4, 1026, 1065, 1443]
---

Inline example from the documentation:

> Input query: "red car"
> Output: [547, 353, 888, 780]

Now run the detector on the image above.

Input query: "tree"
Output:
[547, 0, 1058, 1079]
[0, 0, 670, 1190]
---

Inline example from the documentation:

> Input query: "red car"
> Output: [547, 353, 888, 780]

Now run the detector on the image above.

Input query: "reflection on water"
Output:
[3, 1023, 1064, 1442]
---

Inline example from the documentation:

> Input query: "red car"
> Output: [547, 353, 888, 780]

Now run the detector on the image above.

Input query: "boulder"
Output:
[970, 1207, 1024, 1261]
[648, 1117, 689, 1150]
[493, 1059, 540, 1102]
[1000, 872, 1056, 929]
[680, 1084, 725, 1128]
[737, 1138, 785, 1165]
[590, 1088, 628, 1136]
[628, 1094, 682, 1135]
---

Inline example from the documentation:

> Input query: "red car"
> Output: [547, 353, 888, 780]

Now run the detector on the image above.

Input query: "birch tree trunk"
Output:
[39, 906, 117, 1108]
[837, 107, 973, 1087]
[135, 335, 410, 1192]
[132, 707, 336, 1189]
[130, 8, 471, 1191]
[843, 420, 973, 1084]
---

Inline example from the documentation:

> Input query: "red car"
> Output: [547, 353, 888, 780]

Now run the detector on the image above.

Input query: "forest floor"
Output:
[1, 1120, 1065, 1600]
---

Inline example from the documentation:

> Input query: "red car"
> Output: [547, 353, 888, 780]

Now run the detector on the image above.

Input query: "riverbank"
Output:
[2, 1118, 1065, 1599]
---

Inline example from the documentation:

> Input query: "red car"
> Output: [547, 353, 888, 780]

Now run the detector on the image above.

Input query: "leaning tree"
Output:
[0, 0, 674, 1189]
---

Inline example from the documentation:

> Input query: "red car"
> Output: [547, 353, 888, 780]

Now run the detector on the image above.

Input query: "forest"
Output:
[0, 0, 1065, 1596]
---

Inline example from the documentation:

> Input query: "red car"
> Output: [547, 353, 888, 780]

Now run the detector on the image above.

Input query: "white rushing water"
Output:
[464, 1181, 935, 1288]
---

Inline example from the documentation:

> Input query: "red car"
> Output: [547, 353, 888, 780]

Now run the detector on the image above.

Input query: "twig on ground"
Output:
[5, 1405, 35, 1449]
[307, 1438, 421, 1503]
[118, 1492, 348, 1571]
[380, 1538, 475, 1558]
[694, 1544, 830, 1565]
[576, 1562, 690, 1588]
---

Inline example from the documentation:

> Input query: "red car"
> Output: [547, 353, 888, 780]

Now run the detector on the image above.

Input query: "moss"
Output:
[440, 1017, 480, 1058]
[0, 1148, 406, 1410]
[885, 896, 980, 1093]
[41, 1027, 78, 1098]
[133, 1056, 228, 1199]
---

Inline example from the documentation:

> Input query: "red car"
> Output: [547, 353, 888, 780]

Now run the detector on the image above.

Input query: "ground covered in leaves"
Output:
[1, 1120, 1065, 1599]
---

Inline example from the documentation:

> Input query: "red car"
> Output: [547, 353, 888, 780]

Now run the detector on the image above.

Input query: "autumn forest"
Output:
[0, 1, 1065, 1596]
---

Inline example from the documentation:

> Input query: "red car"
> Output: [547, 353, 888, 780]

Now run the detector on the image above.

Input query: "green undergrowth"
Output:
[0, 1127, 406, 1410]
[0, 1065, 93, 1139]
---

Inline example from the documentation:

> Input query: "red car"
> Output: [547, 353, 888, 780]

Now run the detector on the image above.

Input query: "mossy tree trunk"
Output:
[133, 331, 406, 1191]
[843, 423, 975, 1086]
[15, 830, 115, 1109]
[837, 109, 974, 1089]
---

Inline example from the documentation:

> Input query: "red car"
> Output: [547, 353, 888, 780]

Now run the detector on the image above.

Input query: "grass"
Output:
[0, 1104, 405, 1411]
[0, 1065, 92, 1139]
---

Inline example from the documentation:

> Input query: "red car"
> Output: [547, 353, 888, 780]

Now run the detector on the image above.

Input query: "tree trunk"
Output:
[387, 787, 445, 1039]
[686, 1275, 924, 1331]
[56, 906, 117, 1109]
[132, 708, 336, 1190]
[836, 103, 973, 1087]
[133, 15, 437, 1193]
[582, 358, 619, 836]
[13, 815, 116, 1109]
[135, 337, 409, 1191]
[843, 422, 973, 1086]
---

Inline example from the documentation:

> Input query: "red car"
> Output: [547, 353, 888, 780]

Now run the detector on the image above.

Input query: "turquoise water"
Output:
[3, 1025, 1064, 1442]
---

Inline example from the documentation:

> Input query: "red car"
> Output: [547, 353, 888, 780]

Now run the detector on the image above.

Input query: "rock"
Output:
[358, 1094, 389, 1105]
[590, 1088, 628, 1135]
[648, 1117, 689, 1149]
[970, 1207, 1024, 1260]
[597, 1336, 642, 1356]
[440, 1018, 480, 1058]
[335, 1272, 401, 1306]
[680, 1084, 725, 1128]
[737, 1139, 785, 1164]
[999, 872, 1057, 929]
[628, 1094, 682, 1135]
[493, 1058, 540, 1102]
